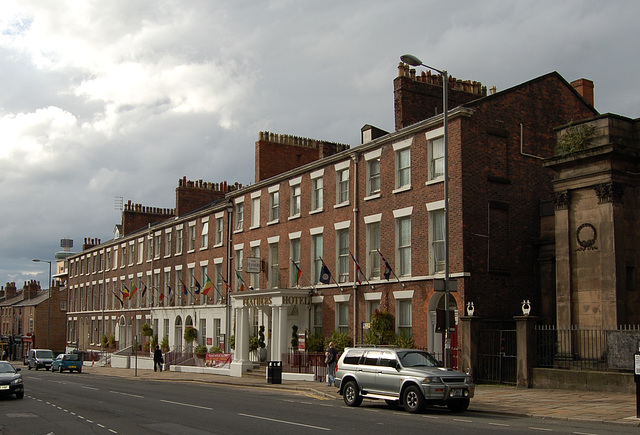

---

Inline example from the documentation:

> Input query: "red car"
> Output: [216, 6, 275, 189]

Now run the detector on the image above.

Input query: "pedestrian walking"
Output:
[325, 341, 338, 386]
[153, 345, 163, 372]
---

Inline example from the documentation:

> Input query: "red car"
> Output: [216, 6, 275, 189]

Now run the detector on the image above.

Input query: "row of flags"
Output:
[109, 250, 399, 305]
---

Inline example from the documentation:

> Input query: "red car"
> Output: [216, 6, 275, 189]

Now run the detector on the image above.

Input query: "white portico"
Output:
[230, 288, 311, 376]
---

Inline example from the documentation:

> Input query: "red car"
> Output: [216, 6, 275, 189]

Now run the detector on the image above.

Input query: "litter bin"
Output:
[267, 360, 282, 384]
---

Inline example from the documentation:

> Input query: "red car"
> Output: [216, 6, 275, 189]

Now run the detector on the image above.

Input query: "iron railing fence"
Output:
[536, 324, 640, 371]
[281, 351, 329, 382]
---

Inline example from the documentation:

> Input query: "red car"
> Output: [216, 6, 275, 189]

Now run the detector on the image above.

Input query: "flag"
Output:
[166, 285, 172, 301]
[235, 270, 247, 292]
[130, 281, 138, 299]
[114, 292, 124, 307]
[201, 276, 214, 296]
[292, 260, 302, 287]
[159, 291, 164, 302]
[319, 260, 331, 284]
[350, 253, 365, 284]
[194, 278, 201, 294]
[122, 284, 130, 300]
[221, 276, 231, 290]
[378, 250, 392, 280]
[141, 281, 147, 297]
[182, 280, 188, 295]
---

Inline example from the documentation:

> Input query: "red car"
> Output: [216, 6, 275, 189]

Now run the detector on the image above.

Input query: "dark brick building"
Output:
[64, 62, 597, 374]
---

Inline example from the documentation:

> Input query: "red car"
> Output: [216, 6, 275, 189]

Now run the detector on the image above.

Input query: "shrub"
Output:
[249, 336, 260, 352]
[329, 331, 351, 352]
[141, 323, 153, 337]
[306, 333, 325, 353]
[365, 310, 395, 345]
[101, 334, 109, 348]
[258, 325, 266, 348]
[291, 325, 299, 349]
[556, 123, 597, 155]
[160, 337, 169, 352]
[194, 345, 208, 356]
[209, 345, 222, 354]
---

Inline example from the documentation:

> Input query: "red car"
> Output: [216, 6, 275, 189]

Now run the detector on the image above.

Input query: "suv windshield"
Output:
[397, 350, 441, 368]
[36, 350, 54, 358]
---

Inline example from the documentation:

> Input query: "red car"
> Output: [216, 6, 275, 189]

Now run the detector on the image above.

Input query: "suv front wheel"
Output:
[342, 381, 363, 407]
[403, 385, 425, 413]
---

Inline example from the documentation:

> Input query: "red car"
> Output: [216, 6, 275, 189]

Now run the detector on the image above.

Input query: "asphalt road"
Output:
[1, 369, 636, 434]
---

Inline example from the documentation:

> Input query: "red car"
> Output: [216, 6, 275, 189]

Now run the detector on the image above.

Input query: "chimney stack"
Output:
[571, 78, 594, 107]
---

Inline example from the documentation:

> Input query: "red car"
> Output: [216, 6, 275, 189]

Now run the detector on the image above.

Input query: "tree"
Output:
[364, 310, 395, 345]
[184, 327, 198, 349]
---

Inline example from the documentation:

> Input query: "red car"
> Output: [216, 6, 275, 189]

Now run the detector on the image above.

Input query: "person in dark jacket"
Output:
[325, 341, 338, 386]
[153, 345, 163, 372]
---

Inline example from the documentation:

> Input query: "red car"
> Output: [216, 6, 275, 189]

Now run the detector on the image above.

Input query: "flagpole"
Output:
[319, 257, 342, 291]
[290, 258, 318, 293]
[377, 249, 405, 288]
[349, 251, 374, 290]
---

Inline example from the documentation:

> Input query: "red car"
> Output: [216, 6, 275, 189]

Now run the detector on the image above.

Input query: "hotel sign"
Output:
[241, 295, 310, 307]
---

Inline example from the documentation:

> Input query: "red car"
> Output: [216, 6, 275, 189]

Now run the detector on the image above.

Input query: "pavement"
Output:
[26, 361, 640, 427]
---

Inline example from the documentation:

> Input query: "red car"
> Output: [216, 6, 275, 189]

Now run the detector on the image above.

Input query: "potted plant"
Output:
[184, 327, 198, 351]
[209, 345, 222, 354]
[108, 334, 116, 349]
[160, 337, 169, 353]
[142, 323, 154, 354]
[101, 334, 109, 349]
[249, 336, 260, 354]
[258, 325, 267, 362]
[291, 325, 299, 350]
[194, 344, 208, 358]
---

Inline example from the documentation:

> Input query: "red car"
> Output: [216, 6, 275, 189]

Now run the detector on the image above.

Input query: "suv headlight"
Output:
[464, 376, 472, 384]
[11, 378, 23, 385]
[422, 376, 442, 384]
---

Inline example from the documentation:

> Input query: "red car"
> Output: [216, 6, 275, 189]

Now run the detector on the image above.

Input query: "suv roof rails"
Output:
[352, 344, 400, 348]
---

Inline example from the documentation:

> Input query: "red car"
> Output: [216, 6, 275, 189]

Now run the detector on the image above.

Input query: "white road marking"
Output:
[109, 391, 144, 399]
[160, 399, 213, 410]
[238, 412, 331, 431]
[488, 422, 510, 427]
[529, 428, 553, 432]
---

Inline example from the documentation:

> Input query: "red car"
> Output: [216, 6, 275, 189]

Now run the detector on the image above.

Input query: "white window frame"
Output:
[201, 218, 209, 249]
[214, 212, 224, 246]
[289, 177, 302, 218]
[426, 127, 445, 183]
[310, 169, 324, 213]
[394, 207, 413, 277]
[364, 149, 381, 199]
[364, 213, 382, 280]
[268, 185, 279, 224]
[335, 161, 350, 206]
[250, 192, 261, 229]
[393, 138, 412, 192]
[427, 200, 446, 274]
[268, 238, 279, 289]
[234, 199, 244, 232]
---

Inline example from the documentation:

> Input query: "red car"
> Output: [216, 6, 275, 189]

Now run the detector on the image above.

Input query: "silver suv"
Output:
[335, 347, 474, 413]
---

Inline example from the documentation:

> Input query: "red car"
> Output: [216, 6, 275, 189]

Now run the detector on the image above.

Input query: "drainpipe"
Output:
[226, 200, 234, 353]
[351, 153, 359, 346]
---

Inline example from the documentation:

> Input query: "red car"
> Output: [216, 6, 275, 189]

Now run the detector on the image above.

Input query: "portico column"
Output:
[271, 306, 280, 361]
[230, 305, 253, 377]
[277, 306, 288, 360]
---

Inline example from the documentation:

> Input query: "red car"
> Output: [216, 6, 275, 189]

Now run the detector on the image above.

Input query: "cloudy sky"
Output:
[1, 0, 638, 289]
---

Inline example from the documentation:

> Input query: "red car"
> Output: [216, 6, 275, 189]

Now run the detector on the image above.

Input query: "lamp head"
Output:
[400, 54, 423, 67]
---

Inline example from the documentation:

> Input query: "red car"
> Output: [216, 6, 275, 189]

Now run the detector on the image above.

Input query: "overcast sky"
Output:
[1, 0, 638, 289]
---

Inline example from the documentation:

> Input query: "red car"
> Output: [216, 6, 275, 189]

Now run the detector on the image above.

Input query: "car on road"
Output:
[27, 348, 55, 371]
[335, 347, 475, 413]
[0, 361, 24, 399]
[51, 353, 83, 373]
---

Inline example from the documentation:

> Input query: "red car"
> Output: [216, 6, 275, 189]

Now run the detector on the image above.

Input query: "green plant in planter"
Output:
[291, 325, 299, 349]
[160, 337, 169, 352]
[143, 341, 151, 352]
[249, 336, 260, 352]
[108, 334, 116, 348]
[151, 334, 158, 350]
[394, 332, 414, 349]
[101, 334, 109, 348]
[184, 327, 198, 348]
[209, 345, 222, 354]
[258, 325, 266, 348]
[194, 344, 208, 356]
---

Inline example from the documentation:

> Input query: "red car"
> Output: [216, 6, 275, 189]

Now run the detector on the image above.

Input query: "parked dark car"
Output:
[51, 353, 83, 373]
[0, 361, 24, 399]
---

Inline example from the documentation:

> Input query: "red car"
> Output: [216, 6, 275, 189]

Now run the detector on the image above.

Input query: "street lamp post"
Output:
[400, 54, 451, 368]
[32, 258, 52, 349]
